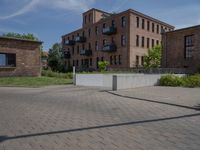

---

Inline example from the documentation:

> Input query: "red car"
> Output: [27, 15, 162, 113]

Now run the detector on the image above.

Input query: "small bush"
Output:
[159, 75, 184, 87]
[42, 70, 72, 79]
[98, 61, 109, 72]
[183, 74, 200, 87]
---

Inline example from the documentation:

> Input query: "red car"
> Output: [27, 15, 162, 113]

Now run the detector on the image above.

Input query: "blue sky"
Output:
[0, 0, 200, 51]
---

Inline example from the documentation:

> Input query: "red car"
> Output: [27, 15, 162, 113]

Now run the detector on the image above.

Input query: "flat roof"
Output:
[166, 24, 200, 33]
[0, 36, 43, 44]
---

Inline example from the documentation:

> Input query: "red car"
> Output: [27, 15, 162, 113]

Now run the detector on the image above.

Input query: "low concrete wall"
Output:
[75, 73, 184, 90]
[75, 74, 113, 88]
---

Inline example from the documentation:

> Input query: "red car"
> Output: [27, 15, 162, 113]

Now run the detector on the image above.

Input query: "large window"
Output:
[0, 53, 16, 67]
[185, 35, 194, 59]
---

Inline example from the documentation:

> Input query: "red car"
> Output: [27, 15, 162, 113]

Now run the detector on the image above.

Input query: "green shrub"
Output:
[42, 70, 72, 79]
[159, 75, 184, 87]
[183, 74, 200, 87]
[98, 61, 109, 72]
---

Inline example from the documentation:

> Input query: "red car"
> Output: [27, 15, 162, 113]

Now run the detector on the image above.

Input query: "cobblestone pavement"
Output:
[0, 85, 200, 150]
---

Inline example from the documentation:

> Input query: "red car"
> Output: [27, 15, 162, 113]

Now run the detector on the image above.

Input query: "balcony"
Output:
[64, 40, 75, 46]
[102, 26, 117, 35]
[64, 51, 71, 59]
[80, 49, 92, 56]
[75, 36, 86, 43]
[102, 44, 117, 52]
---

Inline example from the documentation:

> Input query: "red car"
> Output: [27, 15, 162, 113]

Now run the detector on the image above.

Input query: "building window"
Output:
[157, 24, 159, 34]
[82, 31, 85, 36]
[103, 23, 106, 28]
[136, 17, 139, 28]
[72, 47, 74, 55]
[147, 38, 150, 48]
[119, 55, 121, 65]
[82, 44, 85, 50]
[136, 35, 139, 47]
[81, 59, 84, 65]
[88, 43, 91, 49]
[89, 13, 91, 22]
[77, 45, 79, 54]
[152, 23, 155, 32]
[73, 60, 75, 66]
[88, 28, 91, 37]
[90, 58, 92, 66]
[112, 20, 115, 27]
[110, 56, 113, 65]
[156, 40, 159, 45]
[0, 53, 16, 67]
[101, 57, 104, 61]
[136, 55, 139, 67]
[95, 26, 99, 35]
[141, 36, 145, 47]
[121, 16, 126, 27]
[141, 56, 144, 66]
[96, 57, 99, 68]
[185, 35, 194, 59]
[114, 55, 117, 65]
[84, 15, 87, 24]
[147, 21, 150, 31]
[161, 26, 164, 33]
[121, 35, 126, 46]
[152, 39, 155, 47]
[72, 35, 74, 40]
[95, 41, 98, 51]
[103, 39, 107, 45]
[142, 19, 145, 29]
[76, 60, 79, 66]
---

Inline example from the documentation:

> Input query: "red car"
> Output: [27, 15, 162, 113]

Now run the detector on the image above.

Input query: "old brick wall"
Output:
[162, 25, 200, 69]
[0, 38, 42, 77]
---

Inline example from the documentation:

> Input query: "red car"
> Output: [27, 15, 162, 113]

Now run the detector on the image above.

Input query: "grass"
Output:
[0, 77, 72, 87]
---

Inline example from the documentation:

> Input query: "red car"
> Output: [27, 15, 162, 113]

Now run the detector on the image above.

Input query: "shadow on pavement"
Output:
[1, 112, 200, 143]
[106, 91, 200, 111]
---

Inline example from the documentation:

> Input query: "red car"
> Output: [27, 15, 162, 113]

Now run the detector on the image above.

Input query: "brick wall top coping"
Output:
[0, 36, 43, 44]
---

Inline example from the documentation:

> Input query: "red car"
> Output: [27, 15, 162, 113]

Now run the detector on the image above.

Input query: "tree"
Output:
[98, 61, 109, 72]
[144, 45, 161, 69]
[48, 43, 64, 72]
[2, 32, 39, 41]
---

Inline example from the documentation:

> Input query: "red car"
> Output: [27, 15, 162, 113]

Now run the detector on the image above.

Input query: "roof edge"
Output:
[0, 36, 43, 44]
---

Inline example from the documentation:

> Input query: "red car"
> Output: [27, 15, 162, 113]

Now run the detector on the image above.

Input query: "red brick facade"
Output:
[162, 25, 200, 69]
[62, 8, 174, 71]
[0, 37, 42, 77]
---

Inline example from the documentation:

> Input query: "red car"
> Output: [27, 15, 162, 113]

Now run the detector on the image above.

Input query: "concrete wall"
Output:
[75, 73, 184, 90]
[75, 74, 113, 88]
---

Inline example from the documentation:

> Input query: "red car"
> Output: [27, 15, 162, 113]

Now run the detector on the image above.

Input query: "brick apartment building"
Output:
[0, 37, 42, 77]
[162, 25, 200, 69]
[62, 8, 174, 71]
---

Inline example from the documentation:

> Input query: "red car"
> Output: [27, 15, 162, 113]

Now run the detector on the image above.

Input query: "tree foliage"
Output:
[48, 43, 65, 72]
[2, 32, 39, 41]
[144, 45, 161, 69]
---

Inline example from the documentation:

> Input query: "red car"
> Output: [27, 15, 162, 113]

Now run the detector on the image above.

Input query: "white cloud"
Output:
[0, 0, 95, 20]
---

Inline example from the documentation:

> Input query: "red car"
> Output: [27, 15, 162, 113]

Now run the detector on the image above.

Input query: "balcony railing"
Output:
[102, 44, 117, 52]
[75, 36, 86, 43]
[102, 26, 117, 35]
[64, 40, 75, 46]
[64, 51, 71, 59]
[80, 49, 92, 56]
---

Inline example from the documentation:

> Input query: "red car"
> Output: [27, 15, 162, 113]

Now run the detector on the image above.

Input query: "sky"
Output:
[0, 0, 200, 51]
